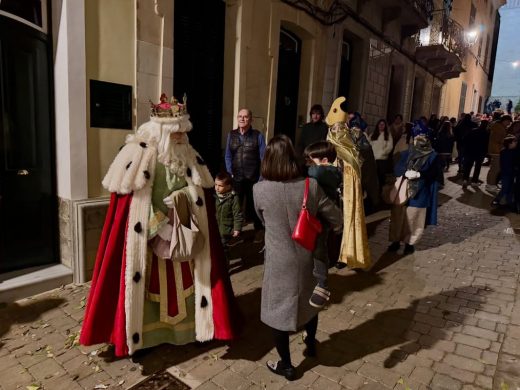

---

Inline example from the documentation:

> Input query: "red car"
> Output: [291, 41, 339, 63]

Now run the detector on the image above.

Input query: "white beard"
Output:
[159, 139, 193, 177]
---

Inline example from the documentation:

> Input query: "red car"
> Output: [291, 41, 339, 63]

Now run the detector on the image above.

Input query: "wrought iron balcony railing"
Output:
[415, 11, 467, 59]
[407, 0, 434, 22]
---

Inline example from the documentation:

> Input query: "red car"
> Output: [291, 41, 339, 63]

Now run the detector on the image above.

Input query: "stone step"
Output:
[0, 264, 73, 303]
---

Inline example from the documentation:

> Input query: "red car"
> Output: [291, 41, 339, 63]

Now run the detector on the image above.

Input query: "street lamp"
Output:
[465, 29, 479, 46]
[512, 61, 520, 68]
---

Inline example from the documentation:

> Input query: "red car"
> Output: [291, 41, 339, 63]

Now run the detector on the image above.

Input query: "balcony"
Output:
[375, 0, 433, 37]
[414, 12, 466, 80]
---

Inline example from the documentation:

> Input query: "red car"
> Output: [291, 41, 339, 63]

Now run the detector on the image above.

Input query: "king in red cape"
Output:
[80, 95, 241, 356]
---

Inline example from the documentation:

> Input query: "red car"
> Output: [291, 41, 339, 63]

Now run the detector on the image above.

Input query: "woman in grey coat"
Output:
[253, 135, 343, 380]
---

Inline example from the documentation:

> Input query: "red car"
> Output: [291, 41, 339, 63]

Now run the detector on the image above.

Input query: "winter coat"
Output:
[488, 122, 508, 155]
[368, 133, 394, 160]
[215, 191, 243, 237]
[253, 178, 342, 331]
[433, 132, 455, 155]
[307, 164, 342, 202]
[463, 128, 489, 159]
[454, 119, 477, 148]
[394, 150, 440, 225]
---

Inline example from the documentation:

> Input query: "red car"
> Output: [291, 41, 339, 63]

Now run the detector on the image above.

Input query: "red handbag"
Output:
[292, 177, 323, 251]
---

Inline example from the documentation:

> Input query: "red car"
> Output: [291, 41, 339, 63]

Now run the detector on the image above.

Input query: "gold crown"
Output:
[149, 93, 188, 118]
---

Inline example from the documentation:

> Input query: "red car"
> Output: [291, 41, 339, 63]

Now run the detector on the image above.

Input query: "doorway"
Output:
[173, 0, 225, 175]
[274, 28, 302, 142]
[386, 65, 405, 121]
[431, 85, 441, 118]
[0, 15, 57, 273]
[410, 76, 425, 121]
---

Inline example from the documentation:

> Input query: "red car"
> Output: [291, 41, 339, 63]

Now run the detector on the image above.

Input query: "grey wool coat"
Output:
[253, 178, 343, 331]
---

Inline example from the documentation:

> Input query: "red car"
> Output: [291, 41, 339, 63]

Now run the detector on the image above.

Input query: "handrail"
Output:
[415, 11, 467, 59]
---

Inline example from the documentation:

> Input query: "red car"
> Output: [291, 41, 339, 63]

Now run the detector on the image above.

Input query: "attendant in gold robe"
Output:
[325, 97, 371, 269]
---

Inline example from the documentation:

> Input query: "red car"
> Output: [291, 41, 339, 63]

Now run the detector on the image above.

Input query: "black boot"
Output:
[403, 244, 415, 255]
[303, 337, 317, 357]
[387, 241, 400, 252]
[266, 360, 296, 381]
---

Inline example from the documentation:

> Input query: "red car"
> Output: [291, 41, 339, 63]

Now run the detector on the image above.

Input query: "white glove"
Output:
[404, 170, 420, 180]
[157, 223, 173, 240]
[163, 194, 175, 208]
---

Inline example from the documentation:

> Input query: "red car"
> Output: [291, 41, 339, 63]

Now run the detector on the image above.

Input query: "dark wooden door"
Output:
[0, 16, 57, 273]
[274, 29, 301, 142]
[338, 39, 352, 100]
[173, 0, 225, 176]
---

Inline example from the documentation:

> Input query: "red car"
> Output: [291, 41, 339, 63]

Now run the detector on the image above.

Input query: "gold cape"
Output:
[327, 124, 372, 269]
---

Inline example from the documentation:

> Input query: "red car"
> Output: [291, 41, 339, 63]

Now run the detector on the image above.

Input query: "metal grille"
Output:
[415, 11, 467, 59]
[280, 0, 433, 25]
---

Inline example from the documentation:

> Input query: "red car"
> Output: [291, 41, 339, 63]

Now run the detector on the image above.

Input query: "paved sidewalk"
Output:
[2, 167, 520, 390]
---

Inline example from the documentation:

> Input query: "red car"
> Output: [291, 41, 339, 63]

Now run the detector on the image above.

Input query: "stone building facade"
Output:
[0, 0, 505, 298]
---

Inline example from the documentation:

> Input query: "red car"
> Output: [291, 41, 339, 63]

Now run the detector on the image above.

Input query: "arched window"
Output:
[0, 0, 47, 32]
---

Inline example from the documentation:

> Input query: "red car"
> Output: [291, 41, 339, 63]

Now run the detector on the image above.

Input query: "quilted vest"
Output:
[229, 128, 261, 181]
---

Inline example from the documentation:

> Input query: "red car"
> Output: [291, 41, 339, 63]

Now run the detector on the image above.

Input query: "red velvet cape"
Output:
[80, 190, 242, 356]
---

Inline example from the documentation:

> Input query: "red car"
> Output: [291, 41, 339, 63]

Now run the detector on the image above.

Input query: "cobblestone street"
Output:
[2, 167, 520, 390]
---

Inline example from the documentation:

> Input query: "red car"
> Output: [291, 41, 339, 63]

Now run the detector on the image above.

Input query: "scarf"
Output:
[406, 136, 433, 198]
[327, 122, 361, 175]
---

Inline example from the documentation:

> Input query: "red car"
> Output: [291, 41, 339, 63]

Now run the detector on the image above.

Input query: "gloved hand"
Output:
[404, 170, 420, 180]
[157, 223, 173, 240]
[163, 195, 175, 208]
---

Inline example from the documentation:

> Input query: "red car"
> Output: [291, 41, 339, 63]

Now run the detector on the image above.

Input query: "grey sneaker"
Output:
[309, 285, 331, 308]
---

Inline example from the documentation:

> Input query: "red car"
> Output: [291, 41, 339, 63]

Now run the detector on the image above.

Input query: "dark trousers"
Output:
[456, 146, 464, 172]
[233, 178, 263, 230]
[496, 174, 514, 205]
[376, 159, 391, 191]
[438, 154, 451, 171]
[463, 155, 484, 183]
[271, 315, 318, 366]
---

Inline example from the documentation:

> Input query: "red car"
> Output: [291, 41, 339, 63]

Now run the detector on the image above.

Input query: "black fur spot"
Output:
[143, 170, 150, 179]
[195, 197, 203, 206]
[139, 142, 147, 148]
[196, 156, 206, 165]
[134, 222, 142, 233]
[133, 272, 141, 283]
[186, 168, 192, 177]
[201, 296, 208, 308]
[119, 144, 125, 151]
[132, 333, 140, 343]
[126, 161, 132, 169]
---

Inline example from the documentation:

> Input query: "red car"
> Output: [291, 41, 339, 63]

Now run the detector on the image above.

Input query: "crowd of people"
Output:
[79, 92, 520, 381]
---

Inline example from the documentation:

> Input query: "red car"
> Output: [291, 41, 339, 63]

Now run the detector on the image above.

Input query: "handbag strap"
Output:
[392, 176, 406, 203]
[302, 177, 310, 209]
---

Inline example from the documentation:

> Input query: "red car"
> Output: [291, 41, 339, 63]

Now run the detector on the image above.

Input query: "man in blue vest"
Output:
[225, 108, 266, 243]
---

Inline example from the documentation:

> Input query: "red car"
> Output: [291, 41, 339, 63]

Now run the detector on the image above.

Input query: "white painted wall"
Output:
[53, 0, 88, 200]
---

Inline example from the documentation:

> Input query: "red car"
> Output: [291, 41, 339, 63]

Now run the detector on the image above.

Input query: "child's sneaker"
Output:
[226, 236, 244, 247]
[309, 285, 331, 308]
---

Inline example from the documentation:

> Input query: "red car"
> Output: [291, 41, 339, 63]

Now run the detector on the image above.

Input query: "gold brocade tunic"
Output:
[327, 125, 372, 269]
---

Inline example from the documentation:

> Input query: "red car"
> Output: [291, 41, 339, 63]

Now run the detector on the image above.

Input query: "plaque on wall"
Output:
[90, 80, 132, 129]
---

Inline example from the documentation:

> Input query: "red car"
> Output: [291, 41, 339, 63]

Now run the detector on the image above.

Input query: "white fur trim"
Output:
[150, 115, 193, 133]
[102, 136, 157, 195]
[134, 146, 157, 190]
[186, 147, 214, 189]
[124, 155, 156, 355]
[103, 142, 142, 194]
[184, 179, 214, 341]
[119, 145, 145, 194]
